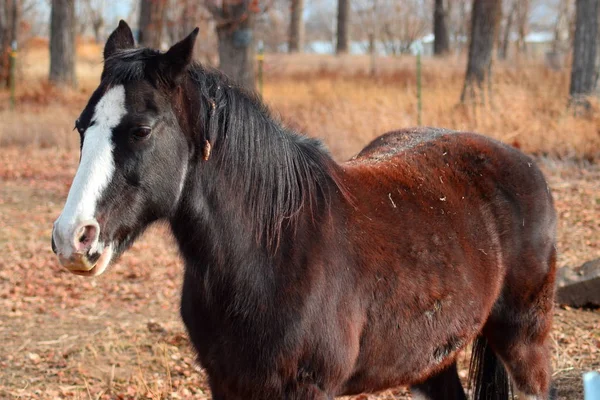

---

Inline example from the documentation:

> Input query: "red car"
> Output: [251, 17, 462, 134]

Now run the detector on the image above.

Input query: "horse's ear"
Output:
[160, 28, 199, 82]
[104, 20, 134, 60]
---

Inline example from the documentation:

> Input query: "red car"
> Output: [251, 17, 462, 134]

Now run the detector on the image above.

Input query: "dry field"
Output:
[0, 41, 599, 399]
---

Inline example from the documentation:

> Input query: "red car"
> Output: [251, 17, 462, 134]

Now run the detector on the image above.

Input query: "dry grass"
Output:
[264, 55, 600, 161]
[0, 43, 599, 161]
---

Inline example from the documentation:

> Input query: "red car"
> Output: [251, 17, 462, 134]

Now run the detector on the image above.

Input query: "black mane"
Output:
[103, 48, 347, 252]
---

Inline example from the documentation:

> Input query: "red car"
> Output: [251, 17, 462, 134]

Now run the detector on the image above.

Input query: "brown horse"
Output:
[51, 22, 557, 399]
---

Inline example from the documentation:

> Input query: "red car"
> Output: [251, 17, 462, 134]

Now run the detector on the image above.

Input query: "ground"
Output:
[0, 149, 598, 399]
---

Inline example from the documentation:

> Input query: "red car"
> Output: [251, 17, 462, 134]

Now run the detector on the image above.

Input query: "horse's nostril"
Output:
[74, 223, 99, 252]
[79, 232, 88, 244]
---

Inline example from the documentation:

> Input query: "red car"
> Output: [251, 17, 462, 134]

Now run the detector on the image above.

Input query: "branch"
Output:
[205, 0, 223, 19]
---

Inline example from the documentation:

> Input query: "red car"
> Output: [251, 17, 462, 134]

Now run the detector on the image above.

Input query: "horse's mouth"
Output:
[58, 244, 114, 277]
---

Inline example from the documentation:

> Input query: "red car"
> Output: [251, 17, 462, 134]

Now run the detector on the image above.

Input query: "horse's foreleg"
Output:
[285, 383, 332, 400]
[410, 361, 467, 400]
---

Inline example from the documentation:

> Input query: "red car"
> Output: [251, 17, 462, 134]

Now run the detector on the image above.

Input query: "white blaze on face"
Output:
[53, 85, 127, 258]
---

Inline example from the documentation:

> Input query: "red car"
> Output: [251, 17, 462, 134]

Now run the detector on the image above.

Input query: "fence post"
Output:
[257, 40, 264, 97]
[9, 40, 17, 110]
[416, 50, 422, 126]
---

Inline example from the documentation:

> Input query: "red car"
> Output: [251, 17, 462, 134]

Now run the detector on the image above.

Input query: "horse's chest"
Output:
[179, 270, 286, 370]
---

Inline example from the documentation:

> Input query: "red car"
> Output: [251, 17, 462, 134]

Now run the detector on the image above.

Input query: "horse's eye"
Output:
[131, 126, 152, 139]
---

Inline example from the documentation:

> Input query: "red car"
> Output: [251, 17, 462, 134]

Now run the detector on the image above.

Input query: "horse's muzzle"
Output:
[51, 220, 114, 277]
[55, 244, 114, 277]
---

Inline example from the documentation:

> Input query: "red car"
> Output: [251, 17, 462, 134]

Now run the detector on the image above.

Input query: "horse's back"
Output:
[351, 127, 555, 237]
[350, 127, 556, 279]
[354, 127, 451, 161]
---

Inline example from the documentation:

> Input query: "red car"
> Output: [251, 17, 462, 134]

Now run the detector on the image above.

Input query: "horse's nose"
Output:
[52, 219, 101, 259]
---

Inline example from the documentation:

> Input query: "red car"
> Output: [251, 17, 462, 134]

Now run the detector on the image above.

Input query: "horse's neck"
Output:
[171, 77, 346, 274]
[169, 132, 342, 278]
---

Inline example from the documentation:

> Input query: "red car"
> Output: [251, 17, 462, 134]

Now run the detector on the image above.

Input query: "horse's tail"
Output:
[468, 336, 513, 400]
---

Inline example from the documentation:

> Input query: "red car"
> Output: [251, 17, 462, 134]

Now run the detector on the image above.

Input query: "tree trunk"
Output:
[139, 0, 165, 48]
[433, 0, 450, 56]
[498, 1, 516, 60]
[368, 0, 378, 75]
[569, 0, 599, 107]
[552, 0, 570, 53]
[288, 0, 304, 53]
[217, 6, 256, 92]
[92, 19, 103, 44]
[49, 0, 76, 87]
[0, 0, 17, 88]
[456, 0, 469, 54]
[336, 0, 349, 54]
[0, 0, 10, 88]
[460, 0, 501, 104]
[515, 0, 530, 55]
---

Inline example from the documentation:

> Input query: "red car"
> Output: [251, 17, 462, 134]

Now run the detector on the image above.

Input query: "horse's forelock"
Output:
[101, 48, 158, 86]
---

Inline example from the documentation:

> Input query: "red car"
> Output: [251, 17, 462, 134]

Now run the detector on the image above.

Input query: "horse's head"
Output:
[51, 21, 198, 276]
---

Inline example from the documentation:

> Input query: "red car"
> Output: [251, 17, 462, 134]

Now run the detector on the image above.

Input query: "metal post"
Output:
[584, 371, 600, 400]
[9, 40, 17, 110]
[416, 51, 422, 126]
[257, 40, 264, 97]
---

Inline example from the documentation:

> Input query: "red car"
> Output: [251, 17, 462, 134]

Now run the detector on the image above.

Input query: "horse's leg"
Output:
[207, 377, 245, 400]
[483, 250, 557, 399]
[285, 383, 332, 400]
[410, 361, 467, 400]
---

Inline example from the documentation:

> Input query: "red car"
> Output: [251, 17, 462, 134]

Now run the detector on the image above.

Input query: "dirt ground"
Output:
[0, 148, 599, 399]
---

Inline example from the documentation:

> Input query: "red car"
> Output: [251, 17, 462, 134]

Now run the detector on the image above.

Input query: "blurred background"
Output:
[0, 1, 599, 399]
[0, 0, 599, 158]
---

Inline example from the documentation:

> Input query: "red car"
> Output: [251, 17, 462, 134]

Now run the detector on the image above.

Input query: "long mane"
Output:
[188, 65, 349, 251]
[102, 48, 348, 252]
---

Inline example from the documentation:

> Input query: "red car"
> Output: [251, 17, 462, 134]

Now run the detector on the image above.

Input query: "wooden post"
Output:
[416, 51, 422, 126]
[9, 40, 16, 109]
[257, 40, 264, 97]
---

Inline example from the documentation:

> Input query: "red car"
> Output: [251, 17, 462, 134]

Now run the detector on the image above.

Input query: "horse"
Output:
[51, 21, 558, 400]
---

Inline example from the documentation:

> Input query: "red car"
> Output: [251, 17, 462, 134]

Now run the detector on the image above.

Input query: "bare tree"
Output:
[351, 0, 431, 56]
[256, 4, 287, 53]
[569, 0, 599, 108]
[378, 0, 430, 55]
[498, 0, 516, 60]
[0, 0, 18, 88]
[447, 0, 470, 54]
[0, 2, 5, 87]
[288, 0, 304, 52]
[164, 0, 215, 63]
[336, 0, 349, 54]
[460, 0, 501, 104]
[207, 0, 259, 91]
[49, 0, 76, 87]
[304, 0, 336, 46]
[81, 0, 105, 43]
[139, 0, 167, 48]
[0, 1, 10, 88]
[433, 0, 449, 55]
[552, 0, 574, 53]
[514, 0, 530, 55]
